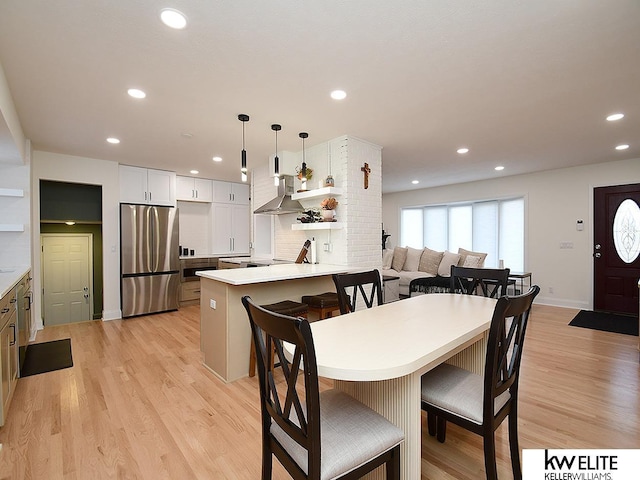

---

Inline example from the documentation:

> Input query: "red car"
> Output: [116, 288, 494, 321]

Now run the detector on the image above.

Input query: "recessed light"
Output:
[330, 90, 347, 100]
[65, 221, 76, 226]
[190, 170, 199, 175]
[181, 132, 194, 139]
[212, 156, 222, 162]
[127, 88, 146, 99]
[457, 148, 469, 154]
[495, 166, 505, 171]
[106, 137, 120, 144]
[160, 8, 187, 29]
[615, 144, 629, 150]
[411, 180, 419, 185]
[606, 113, 624, 122]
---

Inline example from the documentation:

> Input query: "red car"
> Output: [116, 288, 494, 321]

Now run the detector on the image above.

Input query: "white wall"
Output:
[177, 201, 211, 256]
[382, 157, 640, 309]
[32, 150, 121, 322]
[0, 160, 31, 267]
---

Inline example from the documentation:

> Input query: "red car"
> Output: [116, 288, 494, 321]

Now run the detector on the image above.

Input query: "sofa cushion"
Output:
[458, 248, 487, 267]
[438, 251, 461, 277]
[462, 255, 483, 267]
[391, 246, 408, 271]
[403, 247, 423, 272]
[419, 247, 444, 275]
[397, 270, 433, 287]
[382, 249, 394, 270]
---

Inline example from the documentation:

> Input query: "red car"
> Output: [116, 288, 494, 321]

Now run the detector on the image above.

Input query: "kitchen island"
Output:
[197, 263, 351, 382]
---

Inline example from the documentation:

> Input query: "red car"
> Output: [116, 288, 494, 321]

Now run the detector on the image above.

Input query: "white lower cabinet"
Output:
[211, 203, 250, 255]
[0, 288, 18, 427]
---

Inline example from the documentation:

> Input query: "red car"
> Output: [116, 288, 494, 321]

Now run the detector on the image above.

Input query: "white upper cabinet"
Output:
[176, 176, 213, 203]
[212, 180, 250, 205]
[119, 165, 176, 206]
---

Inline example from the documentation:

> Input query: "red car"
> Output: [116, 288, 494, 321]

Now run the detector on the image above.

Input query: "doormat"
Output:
[20, 338, 73, 377]
[569, 310, 638, 336]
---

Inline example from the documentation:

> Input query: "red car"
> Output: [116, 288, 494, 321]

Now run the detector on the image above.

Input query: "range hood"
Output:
[254, 175, 304, 215]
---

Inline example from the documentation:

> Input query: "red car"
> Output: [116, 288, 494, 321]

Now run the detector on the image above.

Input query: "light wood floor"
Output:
[0, 304, 638, 479]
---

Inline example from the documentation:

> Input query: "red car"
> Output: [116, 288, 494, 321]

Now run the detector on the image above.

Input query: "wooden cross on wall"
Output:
[361, 162, 371, 189]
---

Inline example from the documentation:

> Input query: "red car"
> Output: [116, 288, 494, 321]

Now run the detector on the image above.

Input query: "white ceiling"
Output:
[0, 0, 638, 193]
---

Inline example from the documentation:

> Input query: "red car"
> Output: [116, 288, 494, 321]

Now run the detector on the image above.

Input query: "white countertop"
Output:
[0, 265, 31, 298]
[197, 263, 352, 285]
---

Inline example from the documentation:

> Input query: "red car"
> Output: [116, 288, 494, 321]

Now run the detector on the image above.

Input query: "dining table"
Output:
[301, 292, 497, 480]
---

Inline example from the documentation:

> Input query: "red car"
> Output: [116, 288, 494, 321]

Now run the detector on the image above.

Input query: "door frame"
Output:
[40, 233, 94, 325]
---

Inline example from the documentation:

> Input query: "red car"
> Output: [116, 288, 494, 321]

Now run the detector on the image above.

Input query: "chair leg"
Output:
[385, 444, 401, 480]
[427, 412, 437, 436]
[508, 412, 523, 480]
[262, 448, 273, 480]
[436, 416, 447, 443]
[483, 432, 498, 480]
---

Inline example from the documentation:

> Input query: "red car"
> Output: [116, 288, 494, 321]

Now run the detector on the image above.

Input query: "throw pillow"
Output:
[419, 247, 444, 275]
[458, 248, 487, 267]
[462, 254, 482, 268]
[391, 246, 408, 271]
[382, 249, 394, 269]
[403, 247, 423, 272]
[438, 251, 462, 277]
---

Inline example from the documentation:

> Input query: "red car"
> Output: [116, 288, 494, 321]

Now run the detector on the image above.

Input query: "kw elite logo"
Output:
[523, 449, 640, 480]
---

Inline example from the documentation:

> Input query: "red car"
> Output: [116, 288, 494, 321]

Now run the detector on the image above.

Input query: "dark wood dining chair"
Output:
[241, 295, 404, 480]
[421, 285, 540, 480]
[332, 269, 383, 314]
[450, 265, 511, 298]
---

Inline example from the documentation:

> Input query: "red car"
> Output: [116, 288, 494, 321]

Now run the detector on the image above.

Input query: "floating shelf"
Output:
[292, 222, 344, 231]
[291, 187, 342, 201]
[0, 224, 24, 232]
[0, 188, 24, 197]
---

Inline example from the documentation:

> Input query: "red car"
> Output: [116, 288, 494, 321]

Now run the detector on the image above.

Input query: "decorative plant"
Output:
[296, 165, 313, 181]
[320, 197, 339, 210]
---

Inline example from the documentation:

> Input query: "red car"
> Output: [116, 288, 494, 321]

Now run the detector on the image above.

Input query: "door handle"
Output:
[593, 252, 601, 258]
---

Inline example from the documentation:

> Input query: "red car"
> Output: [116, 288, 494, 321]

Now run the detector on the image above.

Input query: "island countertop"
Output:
[197, 263, 352, 286]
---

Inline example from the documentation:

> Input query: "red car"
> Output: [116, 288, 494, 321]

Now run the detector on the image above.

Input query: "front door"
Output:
[41, 234, 93, 325]
[593, 183, 640, 315]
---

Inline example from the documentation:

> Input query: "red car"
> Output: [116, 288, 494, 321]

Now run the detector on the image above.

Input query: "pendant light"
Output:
[238, 114, 250, 182]
[271, 124, 282, 186]
[299, 132, 308, 190]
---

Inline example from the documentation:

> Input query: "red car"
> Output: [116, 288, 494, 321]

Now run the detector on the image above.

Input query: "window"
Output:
[401, 197, 525, 271]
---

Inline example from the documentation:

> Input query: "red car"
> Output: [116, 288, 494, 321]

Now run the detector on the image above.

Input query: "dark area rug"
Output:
[20, 338, 73, 377]
[569, 310, 638, 336]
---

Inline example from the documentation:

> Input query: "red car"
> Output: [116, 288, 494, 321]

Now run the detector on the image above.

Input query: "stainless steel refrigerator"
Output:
[120, 204, 180, 317]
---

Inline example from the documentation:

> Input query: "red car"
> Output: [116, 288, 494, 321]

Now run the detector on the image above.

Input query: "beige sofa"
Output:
[381, 246, 487, 297]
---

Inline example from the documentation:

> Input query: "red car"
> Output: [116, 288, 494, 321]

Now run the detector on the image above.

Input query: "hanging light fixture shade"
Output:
[238, 114, 250, 182]
[271, 124, 282, 186]
[299, 132, 308, 190]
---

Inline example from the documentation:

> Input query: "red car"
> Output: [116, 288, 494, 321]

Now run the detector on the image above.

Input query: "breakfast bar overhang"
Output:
[197, 263, 350, 383]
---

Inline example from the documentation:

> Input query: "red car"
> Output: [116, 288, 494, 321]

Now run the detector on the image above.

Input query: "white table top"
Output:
[197, 263, 352, 286]
[306, 293, 497, 381]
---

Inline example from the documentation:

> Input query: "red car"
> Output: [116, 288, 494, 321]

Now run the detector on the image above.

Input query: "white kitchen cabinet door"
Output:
[119, 165, 148, 204]
[120, 166, 176, 206]
[212, 181, 250, 205]
[147, 169, 176, 206]
[211, 203, 250, 255]
[177, 176, 212, 202]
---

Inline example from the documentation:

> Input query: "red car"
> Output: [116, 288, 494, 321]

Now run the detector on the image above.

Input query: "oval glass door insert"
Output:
[613, 198, 640, 263]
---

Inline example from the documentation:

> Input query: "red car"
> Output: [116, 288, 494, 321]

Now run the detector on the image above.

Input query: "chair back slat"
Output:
[332, 269, 383, 314]
[484, 285, 540, 419]
[242, 296, 321, 466]
[450, 265, 511, 298]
